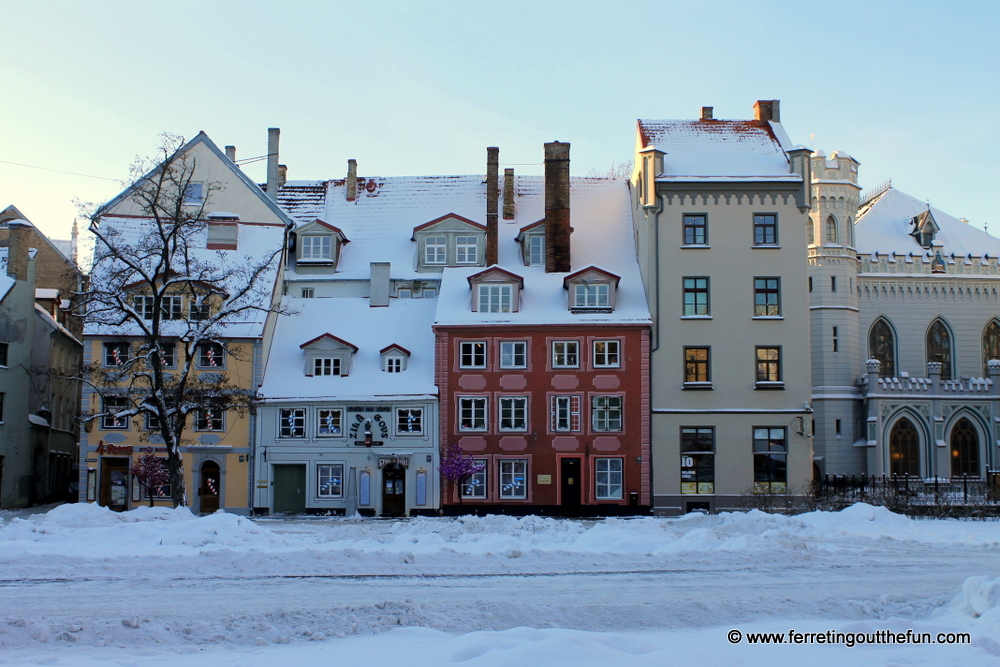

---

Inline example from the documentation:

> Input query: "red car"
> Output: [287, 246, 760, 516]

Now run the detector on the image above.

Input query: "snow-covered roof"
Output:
[34, 302, 82, 346]
[637, 119, 797, 180]
[0, 247, 14, 301]
[258, 297, 437, 402]
[855, 187, 1000, 257]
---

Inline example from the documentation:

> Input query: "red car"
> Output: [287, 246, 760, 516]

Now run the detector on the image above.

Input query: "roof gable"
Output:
[379, 343, 411, 357]
[296, 219, 350, 243]
[563, 266, 621, 288]
[411, 213, 486, 238]
[466, 266, 525, 288]
[299, 333, 358, 352]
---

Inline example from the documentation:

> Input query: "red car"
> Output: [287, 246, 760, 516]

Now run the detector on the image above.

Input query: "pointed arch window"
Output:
[926, 319, 953, 379]
[806, 217, 815, 246]
[950, 417, 980, 478]
[825, 215, 838, 244]
[847, 216, 855, 248]
[983, 320, 1000, 376]
[889, 417, 920, 478]
[868, 319, 896, 378]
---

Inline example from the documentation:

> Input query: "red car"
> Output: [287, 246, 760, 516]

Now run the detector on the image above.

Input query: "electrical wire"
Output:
[0, 160, 117, 182]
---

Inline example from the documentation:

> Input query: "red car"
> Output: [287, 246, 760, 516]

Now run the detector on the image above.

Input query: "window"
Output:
[195, 407, 224, 431]
[317, 463, 344, 498]
[197, 343, 225, 368]
[385, 357, 403, 373]
[313, 357, 341, 376]
[425, 236, 447, 265]
[101, 396, 130, 430]
[592, 396, 622, 432]
[889, 418, 920, 477]
[552, 341, 579, 368]
[528, 235, 545, 266]
[189, 301, 210, 320]
[398, 288, 411, 299]
[831, 276, 837, 293]
[825, 215, 838, 244]
[680, 427, 714, 494]
[950, 418, 980, 478]
[573, 283, 610, 309]
[753, 214, 777, 245]
[279, 408, 306, 438]
[595, 458, 623, 500]
[478, 284, 513, 313]
[145, 412, 161, 431]
[159, 296, 182, 320]
[133, 295, 155, 319]
[753, 427, 787, 493]
[753, 278, 780, 317]
[684, 347, 710, 385]
[983, 320, 1000, 376]
[869, 318, 896, 378]
[0, 342, 8, 367]
[808, 277, 813, 293]
[396, 408, 423, 435]
[500, 341, 527, 369]
[455, 236, 478, 264]
[683, 214, 707, 245]
[593, 340, 620, 368]
[927, 319, 953, 379]
[499, 397, 528, 431]
[458, 397, 487, 431]
[317, 409, 343, 436]
[301, 288, 315, 298]
[300, 235, 332, 261]
[463, 460, 488, 498]
[459, 341, 487, 369]
[183, 182, 204, 205]
[832, 327, 839, 353]
[499, 459, 527, 499]
[155, 342, 176, 368]
[551, 395, 581, 431]
[103, 342, 130, 367]
[683, 278, 709, 316]
[755, 347, 782, 385]
[422, 288, 437, 299]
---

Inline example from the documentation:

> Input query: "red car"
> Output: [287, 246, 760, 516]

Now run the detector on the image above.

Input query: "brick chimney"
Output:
[753, 100, 780, 122]
[6, 220, 30, 281]
[701, 106, 713, 120]
[544, 142, 571, 273]
[346, 159, 358, 202]
[486, 147, 499, 266]
[503, 168, 515, 220]
[266, 128, 280, 201]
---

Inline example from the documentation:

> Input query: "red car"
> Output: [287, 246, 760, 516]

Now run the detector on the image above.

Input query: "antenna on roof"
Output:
[809, 133, 815, 150]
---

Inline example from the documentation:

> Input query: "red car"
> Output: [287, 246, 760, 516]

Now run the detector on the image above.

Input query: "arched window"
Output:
[926, 319, 953, 379]
[983, 320, 1000, 376]
[869, 318, 896, 377]
[825, 215, 838, 244]
[889, 417, 920, 477]
[847, 216, 854, 248]
[807, 217, 815, 246]
[950, 418, 979, 478]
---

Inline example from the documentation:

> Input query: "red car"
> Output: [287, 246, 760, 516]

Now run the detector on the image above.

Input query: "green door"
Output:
[273, 464, 306, 514]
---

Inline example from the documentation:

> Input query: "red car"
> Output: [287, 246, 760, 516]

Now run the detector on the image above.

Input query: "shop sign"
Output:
[96, 442, 133, 455]
[377, 455, 410, 469]
[537, 475, 552, 485]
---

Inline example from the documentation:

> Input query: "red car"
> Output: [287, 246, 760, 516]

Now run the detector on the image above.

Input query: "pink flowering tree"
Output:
[130, 453, 170, 507]
[439, 444, 485, 504]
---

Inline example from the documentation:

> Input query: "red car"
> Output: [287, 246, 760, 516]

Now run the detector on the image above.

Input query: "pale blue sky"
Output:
[2, 0, 997, 240]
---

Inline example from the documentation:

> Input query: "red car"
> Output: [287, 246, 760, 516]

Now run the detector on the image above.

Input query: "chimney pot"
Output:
[701, 106, 713, 120]
[266, 128, 280, 201]
[347, 159, 358, 202]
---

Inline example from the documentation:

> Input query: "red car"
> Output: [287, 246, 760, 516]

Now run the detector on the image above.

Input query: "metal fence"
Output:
[812, 471, 1000, 517]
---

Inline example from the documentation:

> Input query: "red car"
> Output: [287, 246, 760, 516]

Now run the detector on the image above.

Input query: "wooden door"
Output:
[199, 461, 221, 514]
[381, 464, 406, 516]
[272, 464, 306, 514]
[560, 458, 581, 513]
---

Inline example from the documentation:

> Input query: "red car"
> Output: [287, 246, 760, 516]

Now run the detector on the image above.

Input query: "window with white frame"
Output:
[459, 341, 487, 369]
[195, 407, 225, 431]
[384, 357, 403, 373]
[317, 409, 343, 436]
[101, 396, 130, 430]
[396, 408, 423, 435]
[552, 341, 579, 368]
[499, 459, 527, 499]
[592, 396, 623, 431]
[317, 463, 344, 498]
[455, 236, 478, 264]
[593, 340, 620, 368]
[463, 460, 488, 498]
[183, 182, 204, 205]
[425, 236, 447, 264]
[458, 397, 487, 431]
[574, 283, 610, 309]
[133, 295, 155, 319]
[595, 458, 623, 499]
[155, 342, 176, 368]
[300, 287, 315, 298]
[500, 341, 527, 369]
[279, 408, 306, 438]
[498, 397, 528, 431]
[189, 300, 210, 320]
[551, 395, 581, 432]
[161, 296, 183, 320]
[103, 342, 130, 367]
[478, 283, 513, 313]
[197, 342, 225, 368]
[145, 412, 161, 431]
[313, 357, 341, 376]
[422, 288, 437, 298]
[300, 235, 332, 261]
[528, 235, 545, 266]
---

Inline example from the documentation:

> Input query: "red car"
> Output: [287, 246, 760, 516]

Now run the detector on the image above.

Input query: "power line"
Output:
[0, 159, 118, 182]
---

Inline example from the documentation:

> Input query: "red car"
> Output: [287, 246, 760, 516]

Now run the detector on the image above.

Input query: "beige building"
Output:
[632, 101, 814, 515]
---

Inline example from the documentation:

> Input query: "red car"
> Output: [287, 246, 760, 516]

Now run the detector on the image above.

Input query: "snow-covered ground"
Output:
[0, 503, 997, 666]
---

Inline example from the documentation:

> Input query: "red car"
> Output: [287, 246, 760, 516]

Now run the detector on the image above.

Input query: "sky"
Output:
[1, 0, 998, 242]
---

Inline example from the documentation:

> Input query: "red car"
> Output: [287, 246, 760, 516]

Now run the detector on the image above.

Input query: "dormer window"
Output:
[468, 267, 524, 313]
[380, 344, 410, 373]
[412, 214, 487, 272]
[294, 220, 349, 268]
[564, 266, 620, 313]
[515, 220, 546, 266]
[300, 333, 357, 377]
[300, 235, 332, 261]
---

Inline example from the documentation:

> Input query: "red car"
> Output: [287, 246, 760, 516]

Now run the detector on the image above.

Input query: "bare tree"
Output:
[586, 160, 633, 179]
[79, 134, 286, 507]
